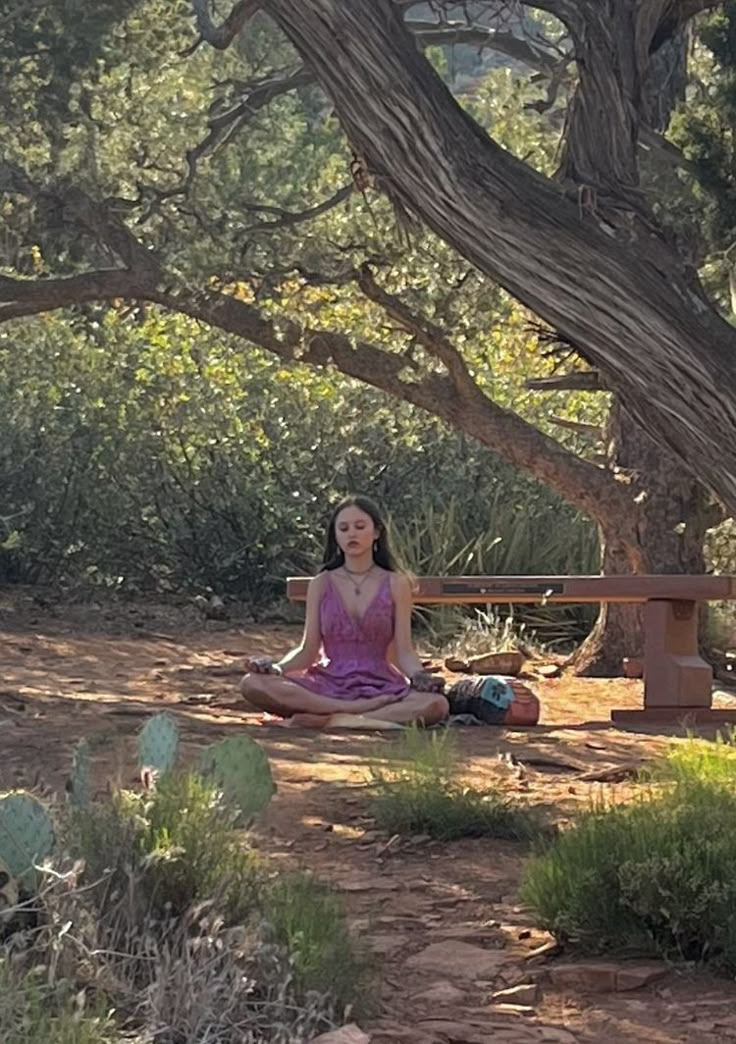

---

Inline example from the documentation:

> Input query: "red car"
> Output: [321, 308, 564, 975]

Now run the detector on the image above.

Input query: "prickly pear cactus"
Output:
[69, 738, 91, 807]
[0, 792, 55, 887]
[0, 857, 18, 922]
[199, 736, 275, 823]
[138, 713, 179, 778]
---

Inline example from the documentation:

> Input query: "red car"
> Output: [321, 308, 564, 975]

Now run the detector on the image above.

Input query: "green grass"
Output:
[369, 727, 540, 841]
[652, 727, 736, 787]
[4, 732, 376, 1043]
[63, 768, 367, 1030]
[68, 769, 263, 925]
[390, 496, 599, 650]
[0, 962, 117, 1044]
[521, 730, 736, 972]
[263, 872, 375, 1012]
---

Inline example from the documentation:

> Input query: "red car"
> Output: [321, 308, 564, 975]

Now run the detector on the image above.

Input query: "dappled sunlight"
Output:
[5, 609, 736, 1043]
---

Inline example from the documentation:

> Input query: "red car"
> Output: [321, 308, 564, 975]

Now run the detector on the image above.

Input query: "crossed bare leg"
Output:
[240, 672, 402, 717]
[240, 673, 448, 730]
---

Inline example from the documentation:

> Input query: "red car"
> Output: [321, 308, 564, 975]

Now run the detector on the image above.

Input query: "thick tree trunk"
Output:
[573, 398, 711, 674]
[264, 0, 736, 516]
[561, 15, 704, 673]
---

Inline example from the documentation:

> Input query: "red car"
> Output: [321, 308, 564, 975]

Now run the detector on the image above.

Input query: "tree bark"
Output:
[0, 182, 716, 677]
[573, 398, 713, 674]
[263, 0, 736, 516]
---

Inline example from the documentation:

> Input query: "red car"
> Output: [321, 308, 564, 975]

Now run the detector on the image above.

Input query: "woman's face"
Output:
[334, 505, 378, 559]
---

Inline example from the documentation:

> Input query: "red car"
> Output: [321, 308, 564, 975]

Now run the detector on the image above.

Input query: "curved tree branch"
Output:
[526, 372, 605, 391]
[189, 0, 261, 51]
[0, 259, 632, 527]
[0, 270, 145, 321]
[260, 0, 736, 515]
[407, 21, 562, 77]
[242, 184, 353, 233]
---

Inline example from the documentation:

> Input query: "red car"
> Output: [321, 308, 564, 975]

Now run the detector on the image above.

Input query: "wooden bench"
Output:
[286, 574, 736, 724]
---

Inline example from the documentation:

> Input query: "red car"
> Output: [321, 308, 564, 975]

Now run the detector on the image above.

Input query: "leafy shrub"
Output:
[14, 764, 365, 1040]
[0, 311, 598, 615]
[68, 769, 263, 926]
[0, 961, 117, 1044]
[264, 872, 374, 1012]
[369, 727, 539, 841]
[521, 733, 736, 972]
[654, 727, 736, 788]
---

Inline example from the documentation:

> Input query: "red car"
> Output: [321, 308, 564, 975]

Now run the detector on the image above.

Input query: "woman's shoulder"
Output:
[387, 570, 412, 597]
[307, 571, 330, 597]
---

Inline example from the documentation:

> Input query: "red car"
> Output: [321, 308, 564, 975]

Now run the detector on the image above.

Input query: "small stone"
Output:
[411, 982, 466, 1004]
[494, 966, 529, 988]
[309, 1026, 371, 1044]
[372, 1026, 434, 1043]
[407, 941, 507, 979]
[370, 934, 407, 956]
[416, 1021, 486, 1044]
[492, 983, 542, 1005]
[492, 1003, 535, 1015]
[524, 940, 562, 962]
[615, 961, 669, 991]
[429, 924, 503, 942]
[339, 875, 399, 892]
[537, 1029, 579, 1044]
[548, 961, 621, 992]
[357, 830, 381, 845]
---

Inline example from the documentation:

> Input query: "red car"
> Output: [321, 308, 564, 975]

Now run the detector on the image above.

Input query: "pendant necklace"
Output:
[343, 565, 374, 597]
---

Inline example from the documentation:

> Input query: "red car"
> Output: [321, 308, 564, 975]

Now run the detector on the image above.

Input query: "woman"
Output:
[240, 495, 449, 727]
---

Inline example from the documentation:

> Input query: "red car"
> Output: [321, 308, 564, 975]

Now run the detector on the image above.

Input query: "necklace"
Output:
[341, 565, 374, 597]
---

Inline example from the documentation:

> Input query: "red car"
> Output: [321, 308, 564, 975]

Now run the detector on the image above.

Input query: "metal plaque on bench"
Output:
[441, 581, 565, 596]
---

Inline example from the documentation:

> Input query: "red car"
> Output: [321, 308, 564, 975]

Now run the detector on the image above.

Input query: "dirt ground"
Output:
[4, 588, 736, 1044]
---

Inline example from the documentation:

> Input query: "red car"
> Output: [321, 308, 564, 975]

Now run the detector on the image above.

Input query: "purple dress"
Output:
[289, 571, 410, 701]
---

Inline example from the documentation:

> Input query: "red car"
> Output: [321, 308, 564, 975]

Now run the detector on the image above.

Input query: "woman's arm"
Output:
[274, 573, 325, 674]
[390, 573, 425, 679]
[391, 574, 445, 692]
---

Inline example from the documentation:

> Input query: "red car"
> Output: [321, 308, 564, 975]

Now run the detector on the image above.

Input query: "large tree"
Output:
[0, 0, 730, 669]
[250, 0, 736, 515]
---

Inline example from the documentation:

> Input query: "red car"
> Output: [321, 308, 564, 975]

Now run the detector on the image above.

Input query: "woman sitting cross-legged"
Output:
[240, 495, 449, 728]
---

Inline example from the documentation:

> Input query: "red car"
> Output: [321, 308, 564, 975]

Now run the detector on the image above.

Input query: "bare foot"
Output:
[288, 713, 333, 730]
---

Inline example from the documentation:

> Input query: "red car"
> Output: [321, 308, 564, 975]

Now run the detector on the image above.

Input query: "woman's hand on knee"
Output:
[247, 656, 283, 676]
[410, 669, 445, 694]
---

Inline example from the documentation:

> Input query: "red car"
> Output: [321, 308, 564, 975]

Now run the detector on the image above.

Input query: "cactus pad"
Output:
[0, 792, 55, 886]
[0, 857, 19, 922]
[138, 713, 179, 778]
[199, 735, 275, 822]
[69, 738, 91, 807]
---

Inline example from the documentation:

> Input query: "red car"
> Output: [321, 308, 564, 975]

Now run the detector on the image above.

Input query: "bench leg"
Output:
[611, 599, 734, 724]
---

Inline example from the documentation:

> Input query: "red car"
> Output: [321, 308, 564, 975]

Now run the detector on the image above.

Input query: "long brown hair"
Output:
[321, 495, 401, 572]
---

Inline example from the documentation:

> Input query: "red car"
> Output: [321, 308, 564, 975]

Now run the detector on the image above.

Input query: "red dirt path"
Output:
[3, 589, 736, 1043]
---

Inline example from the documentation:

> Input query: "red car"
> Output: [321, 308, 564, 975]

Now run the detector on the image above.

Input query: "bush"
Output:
[0, 961, 117, 1044]
[0, 311, 598, 611]
[369, 727, 539, 841]
[37, 764, 368, 1039]
[654, 727, 736, 788]
[68, 769, 263, 927]
[521, 733, 736, 972]
[264, 873, 374, 1012]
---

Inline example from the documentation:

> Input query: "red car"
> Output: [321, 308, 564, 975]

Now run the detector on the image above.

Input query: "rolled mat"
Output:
[446, 675, 540, 726]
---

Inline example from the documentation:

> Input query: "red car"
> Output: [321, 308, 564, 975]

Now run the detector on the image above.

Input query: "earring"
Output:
[373, 541, 378, 553]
